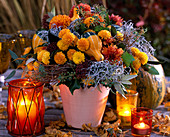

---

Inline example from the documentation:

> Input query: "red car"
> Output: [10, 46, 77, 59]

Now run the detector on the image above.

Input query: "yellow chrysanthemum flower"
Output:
[23, 47, 31, 55]
[72, 36, 78, 47]
[116, 31, 124, 41]
[133, 57, 141, 71]
[84, 17, 94, 28]
[137, 52, 148, 65]
[77, 38, 90, 51]
[54, 52, 67, 65]
[131, 47, 140, 56]
[42, 51, 50, 65]
[27, 62, 34, 71]
[49, 15, 71, 29]
[58, 29, 70, 38]
[67, 49, 77, 61]
[72, 51, 85, 64]
[98, 30, 111, 39]
[33, 61, 40, 71]
[57, 40, 69, 51]
[62, 32, 75, 45]
[37, 50, 47, 62]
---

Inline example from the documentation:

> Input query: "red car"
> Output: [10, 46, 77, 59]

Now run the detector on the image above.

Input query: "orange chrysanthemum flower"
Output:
[131, 47, 140, 57]
[84, 17, 94, 28]
[77, 38, 89, 51]
[58, 29, 70, 38]
[137, 52, 148, 65]
[67, 49, 77, 60]
[72, 51, 85, 64]
[42, 51, 50, 65]
[116, 31, 124, 41]
[98, 30, 111, 39]
[54, 52, 67, 65]
[133, 57, 141, 71]
[72, 35, 78, 47]
[57, 40, 69, 51]
[33, 61, 40, 71]
[62, 32, 75, 45]
[49, 15, 71, 29]
[27, 62, 34, 71]
[37, 50, 47, 62]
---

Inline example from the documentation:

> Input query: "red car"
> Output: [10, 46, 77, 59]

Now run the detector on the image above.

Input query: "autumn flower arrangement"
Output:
[8, 3, 158, 95]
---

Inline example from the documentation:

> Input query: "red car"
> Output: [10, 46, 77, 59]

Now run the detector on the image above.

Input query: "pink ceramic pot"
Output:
[59, 84, 110, 128]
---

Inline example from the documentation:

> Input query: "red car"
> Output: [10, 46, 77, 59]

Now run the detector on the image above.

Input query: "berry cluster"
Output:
[42, 14, 50, 30]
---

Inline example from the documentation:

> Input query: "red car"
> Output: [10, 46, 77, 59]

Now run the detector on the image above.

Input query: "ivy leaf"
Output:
[111, 25, 117, 37]
[21, 53, 28, 58]
[69, 79, 81, 95]
[25, 58, 35, 65]
[80, 23, 87, 34]
[9, 49, 21, 64]
[111, 24, 122, 31]
[122, 51, 135, 67]
[105, 13, 110, 25]
[5, 70, 16, 80]
[94, 25, 109, 33]
[143, 64, 159, 75]
[117, 43, 126, 49]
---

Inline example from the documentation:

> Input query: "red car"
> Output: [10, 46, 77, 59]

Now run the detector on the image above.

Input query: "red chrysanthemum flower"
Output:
[69, 3, 91, 18]
[102, 45, 124, 62]
[109, 14, 123, 26]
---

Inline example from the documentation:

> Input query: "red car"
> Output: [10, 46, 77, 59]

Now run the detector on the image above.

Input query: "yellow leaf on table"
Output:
[165, 102, 170, 111]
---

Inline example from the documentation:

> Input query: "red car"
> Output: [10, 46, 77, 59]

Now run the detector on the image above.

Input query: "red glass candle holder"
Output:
[131, 107, 153, 137]
[6, 79, 45, 136]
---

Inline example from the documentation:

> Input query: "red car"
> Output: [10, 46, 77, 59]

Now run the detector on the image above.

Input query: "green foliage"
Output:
[58, 78, 81, 95]
[143, 64, 159, 75]
[5, 70, 16, 80]
[94, 25, 109, 33]
[122, 51, 135, 67]
[9, 49, 21, 64]
[111, 25, 117, 37]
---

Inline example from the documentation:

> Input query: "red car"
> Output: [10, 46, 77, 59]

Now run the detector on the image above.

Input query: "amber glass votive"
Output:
[6, 79, 45, 136]
[131, 107, 153, 137]
[116, 90, 138, 128]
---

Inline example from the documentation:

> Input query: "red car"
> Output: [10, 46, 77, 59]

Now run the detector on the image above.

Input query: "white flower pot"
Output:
[59, 84, 110, 128]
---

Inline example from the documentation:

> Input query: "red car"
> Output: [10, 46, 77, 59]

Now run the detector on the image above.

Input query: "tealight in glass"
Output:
[116, 90, 138, 128]
[131, 107, 153, 137]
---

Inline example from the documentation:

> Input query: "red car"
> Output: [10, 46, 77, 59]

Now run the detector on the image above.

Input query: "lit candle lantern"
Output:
[6, 79, 45, 136]
[116, 90, 138, 128]
[131, 107, 153, 137]
[17, 98, 37, 131]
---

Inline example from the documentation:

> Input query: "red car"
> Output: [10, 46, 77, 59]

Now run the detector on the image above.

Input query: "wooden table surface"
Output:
[0, 69, 169, 137]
